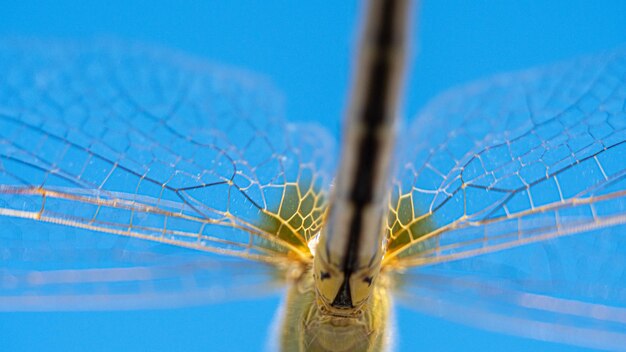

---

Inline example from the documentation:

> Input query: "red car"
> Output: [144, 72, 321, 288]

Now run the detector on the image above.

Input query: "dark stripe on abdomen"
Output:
[332, 0, 407, 308]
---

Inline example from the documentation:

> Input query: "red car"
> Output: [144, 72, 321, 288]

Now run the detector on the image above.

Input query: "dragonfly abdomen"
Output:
[315, 0, 412, 313]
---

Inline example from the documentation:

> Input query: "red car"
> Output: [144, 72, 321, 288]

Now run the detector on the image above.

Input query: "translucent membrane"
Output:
[0, 39, 334, 308]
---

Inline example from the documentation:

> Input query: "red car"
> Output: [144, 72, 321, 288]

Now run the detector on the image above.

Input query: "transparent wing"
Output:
[394, 223, 626, 350]
[0, 38, 334, 309]
[386, 47, 626, 266]
[1, 220, 283, 311]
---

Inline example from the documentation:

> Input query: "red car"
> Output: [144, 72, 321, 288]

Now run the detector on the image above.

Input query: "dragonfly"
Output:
[2, 0, 626, 350]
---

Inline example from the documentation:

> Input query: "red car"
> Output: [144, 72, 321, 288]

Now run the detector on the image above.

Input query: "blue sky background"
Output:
[1, 1, 626, 351]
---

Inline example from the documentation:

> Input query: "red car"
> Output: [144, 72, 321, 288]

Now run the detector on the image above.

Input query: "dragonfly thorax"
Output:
[312, 232, 384, 315]
[278, 264, 391, 352]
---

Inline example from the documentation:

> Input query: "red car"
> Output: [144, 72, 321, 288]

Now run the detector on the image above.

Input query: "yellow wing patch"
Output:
[256, 177, 328, 260]
[384, 186, 437, 264]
